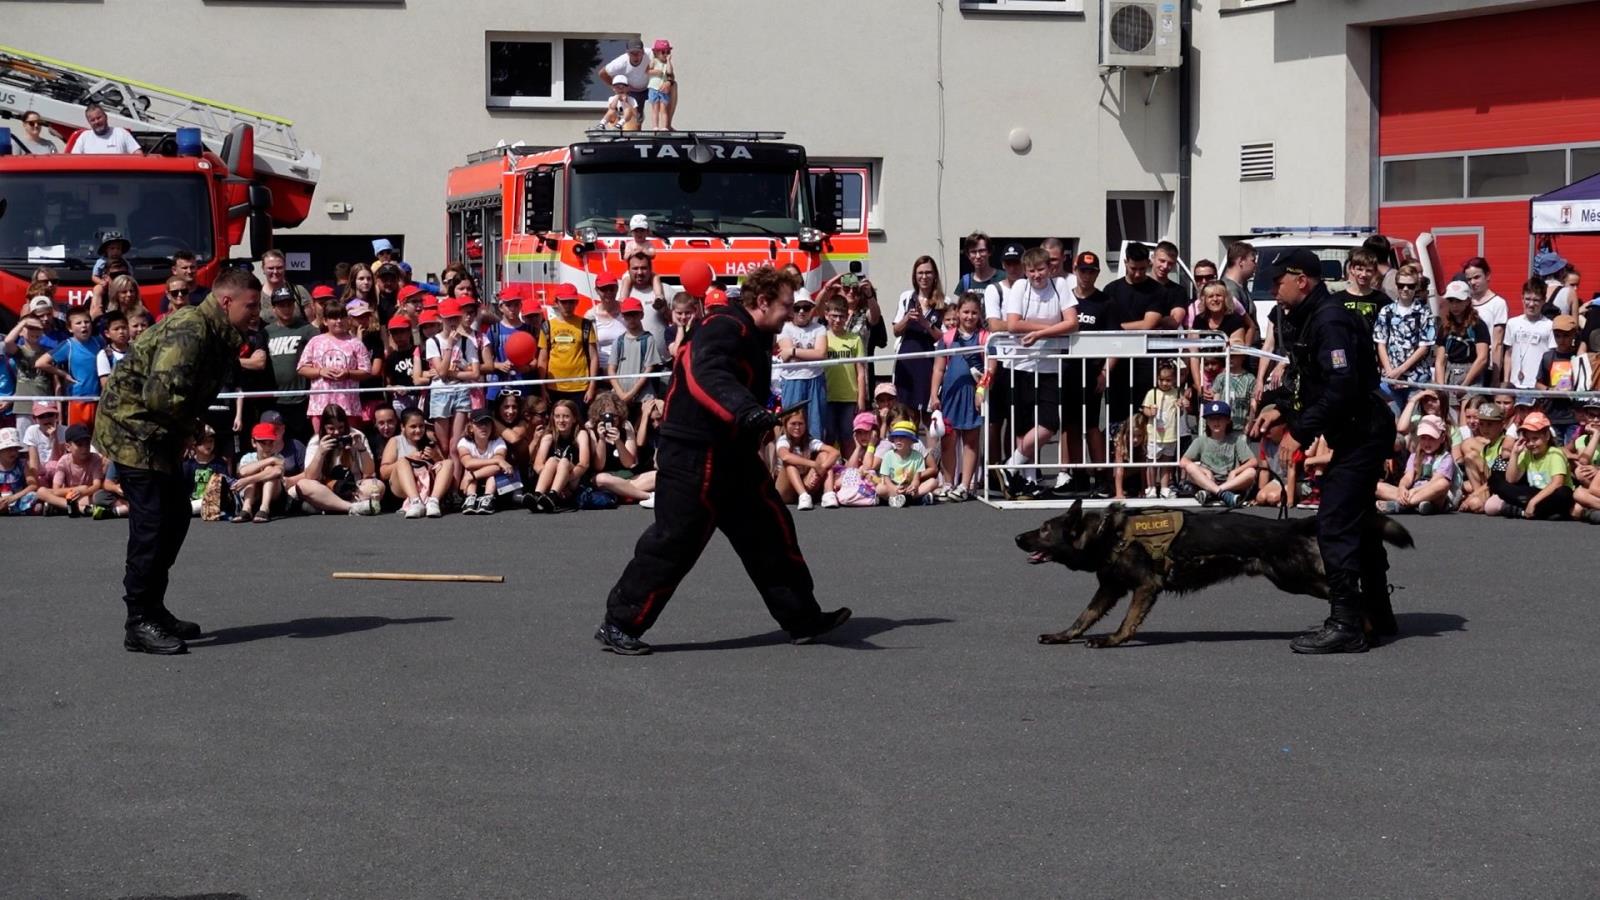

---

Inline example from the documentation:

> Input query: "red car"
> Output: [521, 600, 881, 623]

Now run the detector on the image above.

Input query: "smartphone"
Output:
[840, 272, 859, 288]
[336, 435, 353, 447]
[601, 412, 617, 427]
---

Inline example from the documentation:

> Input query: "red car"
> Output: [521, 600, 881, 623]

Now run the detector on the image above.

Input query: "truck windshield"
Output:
[569, 165, 807, 237]
[0, 172, 212, 280]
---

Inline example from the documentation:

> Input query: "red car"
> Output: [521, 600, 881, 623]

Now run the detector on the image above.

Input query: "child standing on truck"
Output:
[646, 39, 676, 130]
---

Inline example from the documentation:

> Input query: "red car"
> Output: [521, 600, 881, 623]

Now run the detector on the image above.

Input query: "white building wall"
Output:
[7, 0, 1585, 287]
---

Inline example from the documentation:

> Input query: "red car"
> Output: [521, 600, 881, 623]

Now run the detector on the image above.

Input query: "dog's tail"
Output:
[1376, 515, 1415, 549]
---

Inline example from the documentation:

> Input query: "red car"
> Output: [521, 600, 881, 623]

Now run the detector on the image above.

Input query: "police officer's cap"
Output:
[1258, 248, 1323, 284]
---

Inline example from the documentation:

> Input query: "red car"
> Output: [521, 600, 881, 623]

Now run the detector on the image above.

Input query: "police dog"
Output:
[1015, 500, 1414, 648]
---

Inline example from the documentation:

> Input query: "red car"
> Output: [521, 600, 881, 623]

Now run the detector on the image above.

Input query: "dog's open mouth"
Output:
[1027, 550, 1050, 565]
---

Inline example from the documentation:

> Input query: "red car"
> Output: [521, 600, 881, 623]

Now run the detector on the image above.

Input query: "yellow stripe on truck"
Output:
[0, 44, 295, 125]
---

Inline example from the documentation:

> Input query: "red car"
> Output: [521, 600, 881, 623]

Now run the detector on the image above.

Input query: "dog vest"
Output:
[1118, 510, 1185, 563]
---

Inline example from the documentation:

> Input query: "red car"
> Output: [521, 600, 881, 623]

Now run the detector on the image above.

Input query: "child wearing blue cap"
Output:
[1179, 400, 1255, 508]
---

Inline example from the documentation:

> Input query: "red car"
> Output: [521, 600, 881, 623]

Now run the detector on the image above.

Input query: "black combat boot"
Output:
[1291, 603, 1368, 654]
[124, 615, 188, 655]
[155, 607, 203, 641]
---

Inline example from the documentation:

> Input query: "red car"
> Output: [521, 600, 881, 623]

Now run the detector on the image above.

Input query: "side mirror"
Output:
[524, 169, 555, 234]
[221, 124, 255, 182]
[248, 183, 271, 213]
[248, 210, 272, 258]
[811, 171, 841, 234]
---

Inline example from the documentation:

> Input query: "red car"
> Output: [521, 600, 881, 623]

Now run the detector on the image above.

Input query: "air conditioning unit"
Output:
[1099, 0, 1181, 69]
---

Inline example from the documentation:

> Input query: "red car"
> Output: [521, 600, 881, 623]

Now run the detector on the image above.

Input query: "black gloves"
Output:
[737, 408, 780, 439]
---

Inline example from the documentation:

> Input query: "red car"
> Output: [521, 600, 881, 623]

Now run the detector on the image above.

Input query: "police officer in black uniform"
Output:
[596, 265, 852, 655]
[1254, 249, 1397, 654]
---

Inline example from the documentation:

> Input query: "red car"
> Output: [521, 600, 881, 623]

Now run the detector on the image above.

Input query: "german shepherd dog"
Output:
[1015, 500, 1414, 648]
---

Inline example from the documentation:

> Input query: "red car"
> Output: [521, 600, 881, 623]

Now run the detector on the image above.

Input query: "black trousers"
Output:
[119, 465, 193, 622]
[1317, 418, 1395, 602]
[1493, 480, 1575, 520]
[605, 438, 823, 638]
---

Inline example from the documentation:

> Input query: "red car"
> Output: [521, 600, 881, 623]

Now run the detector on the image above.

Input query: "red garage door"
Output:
[1377, 4, 1600, 292]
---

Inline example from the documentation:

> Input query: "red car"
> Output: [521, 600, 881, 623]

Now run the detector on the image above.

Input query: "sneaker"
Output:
[124, 620, 187, 655]
[479, 495, 497, 515]
[889, 493, 907, 508]
[461, 495, 480, 515]
[917, 493, 935, 506]
[639, 493, 656, 509]
[1018, 480, 1045, 501]
[1585, 510, 1600, 525]
[1376, 500, 1401, 514]
[594, 622, 652, 655]
[1193, 489, 1212, 507]
[789, 607, 853, 645]
[1220, 490, 1242, 509]
[820, 491, 840, 509]
[797, 493, 814, 511]
[948, 486, 968, 503]
[1416, 501, 1439, 516]
[535, 492, 558, 514]
[403, 497, 425, 519]
[1159, 486, 1176, 500]
[1501, 503, 1525, 519]
[1142, 486, 1158, 499]
[1053, 472, 1074, 491]
[90, 504, 114, 520]
[424, 496, 442, 518]
[347, 498, 378, 516]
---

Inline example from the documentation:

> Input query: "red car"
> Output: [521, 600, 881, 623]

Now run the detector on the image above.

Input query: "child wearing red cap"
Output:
[233, 422, 287, 523]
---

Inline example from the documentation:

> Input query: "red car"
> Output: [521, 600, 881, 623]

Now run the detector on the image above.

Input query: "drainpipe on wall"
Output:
[1177, 0, 1193, 280]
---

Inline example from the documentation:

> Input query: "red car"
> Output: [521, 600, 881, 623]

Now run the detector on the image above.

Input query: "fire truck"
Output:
[0, 45, 320, 321]
[445, 130, 870, 308]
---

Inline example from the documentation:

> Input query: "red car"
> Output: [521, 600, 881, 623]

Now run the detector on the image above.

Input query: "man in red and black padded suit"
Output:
[597, 265, 852, 655]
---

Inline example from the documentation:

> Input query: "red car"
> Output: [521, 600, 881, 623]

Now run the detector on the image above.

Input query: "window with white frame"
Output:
[486, 33, 638, 109]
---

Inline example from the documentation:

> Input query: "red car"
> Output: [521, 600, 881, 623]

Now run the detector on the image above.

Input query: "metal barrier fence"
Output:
[980, 330, 1238, 510]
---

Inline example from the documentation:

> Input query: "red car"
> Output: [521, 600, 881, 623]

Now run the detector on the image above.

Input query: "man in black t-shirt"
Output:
[1059, 252, 1115, 496]
[1098, 244, 1171, 498]
[262, 288, 319, 444]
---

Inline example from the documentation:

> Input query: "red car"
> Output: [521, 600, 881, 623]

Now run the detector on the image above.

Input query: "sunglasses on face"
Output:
[169, 289, 190, 296]
[1397, 283, 1418, 290]
[502, 389, 522, 397]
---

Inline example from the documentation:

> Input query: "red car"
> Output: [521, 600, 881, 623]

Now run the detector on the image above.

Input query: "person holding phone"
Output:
[289, 404, 384, 516]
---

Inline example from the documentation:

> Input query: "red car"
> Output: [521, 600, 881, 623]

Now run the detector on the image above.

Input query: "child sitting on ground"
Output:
[875, 419, 937, 507]
[1252, 410, 1307, 509]
[1567, 397, 1600, 523]
[456, 408, 513, 515]
[1376, 414, 1456, 515]
[0, 427, 39, 516]
[234, 422, 287, 523]
[185, 425, 232, 519]
[528, 399, 591, 513]
[823, 411, 882, 508]
[1140, 362, 1183, 498]
[1178, 400, 1254, 508]
[35, 423, 103, 517]
[775, 404, 839, 511]
[1487, 410, 1573, 521]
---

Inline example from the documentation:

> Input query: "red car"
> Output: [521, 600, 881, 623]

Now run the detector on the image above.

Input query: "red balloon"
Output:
[505, 330, 538, 369]
[680, 258, 715, 298]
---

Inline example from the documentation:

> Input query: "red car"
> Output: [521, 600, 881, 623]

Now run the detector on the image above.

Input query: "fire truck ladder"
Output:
[0, 44, 320, 186]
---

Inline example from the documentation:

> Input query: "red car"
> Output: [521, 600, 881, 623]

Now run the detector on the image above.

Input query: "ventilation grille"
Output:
[1240, 142, 1276, 181]
[1108, 2, 1156, 54]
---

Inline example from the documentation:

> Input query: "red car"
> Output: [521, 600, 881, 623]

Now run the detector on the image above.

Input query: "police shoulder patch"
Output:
[1329, 348, 1348, 370]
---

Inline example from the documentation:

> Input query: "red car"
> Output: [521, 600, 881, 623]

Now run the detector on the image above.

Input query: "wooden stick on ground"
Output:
[332, 572, 505, 584]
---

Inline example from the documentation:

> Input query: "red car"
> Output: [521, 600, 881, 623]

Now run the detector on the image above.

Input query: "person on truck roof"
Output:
[69, 103, 140, 156]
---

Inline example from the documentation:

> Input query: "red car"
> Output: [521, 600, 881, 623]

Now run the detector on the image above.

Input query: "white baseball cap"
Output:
[0, 427, 23, 451]
[629, 214, 650, 231]
[24, 296, 52, 315]
[612, 74, 630, 86]
[1443, 280, 1472, 302]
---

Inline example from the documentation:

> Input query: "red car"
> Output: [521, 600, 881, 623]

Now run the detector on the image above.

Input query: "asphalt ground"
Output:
[2, 503, 1597, 900]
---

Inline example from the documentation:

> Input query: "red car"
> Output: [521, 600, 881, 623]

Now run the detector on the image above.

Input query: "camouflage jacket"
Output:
[94, 297, 242, 473]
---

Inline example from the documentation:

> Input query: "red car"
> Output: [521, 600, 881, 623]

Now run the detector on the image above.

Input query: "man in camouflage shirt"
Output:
[96, 268, 261, 654]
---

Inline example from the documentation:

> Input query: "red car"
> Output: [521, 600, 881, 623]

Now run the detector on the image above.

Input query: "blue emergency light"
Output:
[1249, 225, 1375, 235]
[175, 127, 203, 157]
[0, 127, 12, 156]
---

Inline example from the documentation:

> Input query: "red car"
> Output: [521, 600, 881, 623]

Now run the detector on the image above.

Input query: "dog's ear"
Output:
[1067, 498, 1083, 524]
[1097, 504, 1126, 542]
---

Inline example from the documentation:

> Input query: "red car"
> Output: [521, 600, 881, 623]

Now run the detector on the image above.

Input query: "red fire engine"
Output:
[0, 45, 320, 321]
[445, 130, 870, 309]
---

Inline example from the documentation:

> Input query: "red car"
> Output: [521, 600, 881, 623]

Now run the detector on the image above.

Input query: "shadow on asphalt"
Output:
[651, 616, 956, 653]
[1101, 611, 1468, 649]
[189, 616, 453, 648]
[117, 894, 250, 900]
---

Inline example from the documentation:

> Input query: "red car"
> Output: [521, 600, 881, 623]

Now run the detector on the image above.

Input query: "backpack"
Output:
[613, 330, 652, 370]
